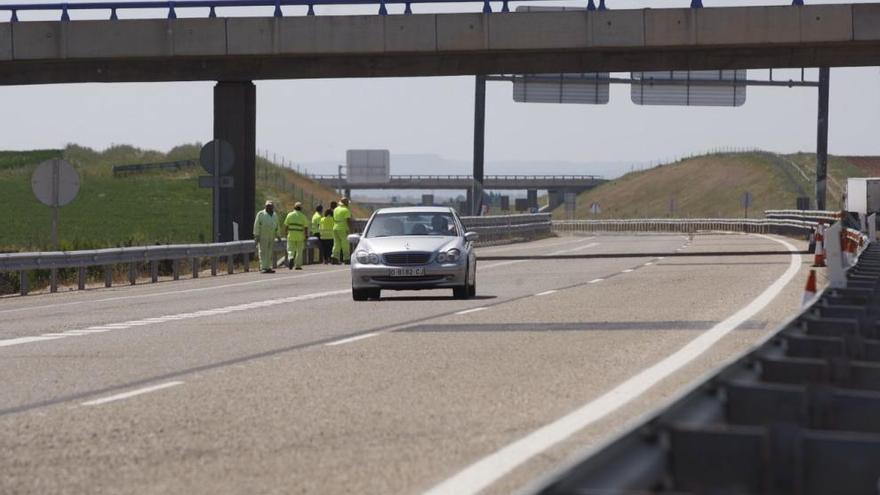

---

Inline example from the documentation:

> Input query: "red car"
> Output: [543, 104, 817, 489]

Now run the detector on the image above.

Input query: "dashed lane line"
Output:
[81, 381, 184, 406]
[588, 278, 604, 284]
[535, 290, 557, 297]
[325, 333, 380, 346]
[456, 307, 487, 316]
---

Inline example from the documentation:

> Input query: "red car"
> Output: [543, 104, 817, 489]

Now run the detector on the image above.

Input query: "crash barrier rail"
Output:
[310, 174, 602, 182]
[0, 0, 812, 21]
[552, 218, 815, 236]
[532, 228, 879, 494]
[111, 160, 198, 176]
[1, 213, 550, 296]
[765, 209, 842, 224]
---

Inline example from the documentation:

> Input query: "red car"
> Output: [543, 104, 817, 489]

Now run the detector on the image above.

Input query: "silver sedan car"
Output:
[347, 206, 478, 301]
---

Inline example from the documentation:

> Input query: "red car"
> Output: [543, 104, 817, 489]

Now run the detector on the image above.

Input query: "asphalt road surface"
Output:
[0, 233, 810, 495]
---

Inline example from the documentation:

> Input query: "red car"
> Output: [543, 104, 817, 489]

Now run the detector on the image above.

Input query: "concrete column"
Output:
[214, 81, 256, 241]
[548, 190, 564, 210]
[816, 67, 830, 211]
[527, 189, 538, 210]
[472, 75, 487, 217]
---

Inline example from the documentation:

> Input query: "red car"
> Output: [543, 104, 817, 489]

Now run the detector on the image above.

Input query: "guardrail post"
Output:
[150, 260, 159, 283]
[173, 259, 180, 280]
[50, 268, 58, 293]
[77, 267, 86, 290]
[243, 252, 250, 272]
[211, 257, 218, 276]
[104, 265, 112, 287]
[129, 263, 137, 285]
[19, 271, 28, 296]
[227, 255, 234, 275]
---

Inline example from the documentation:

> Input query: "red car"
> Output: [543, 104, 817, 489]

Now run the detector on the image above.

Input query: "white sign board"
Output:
[513, 73, 610, 105]
[631, 70, 747, 107]
[346, 149, 390, 184]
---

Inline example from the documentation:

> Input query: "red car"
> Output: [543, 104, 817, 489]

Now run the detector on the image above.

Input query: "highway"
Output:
[0, 233, 809, 495]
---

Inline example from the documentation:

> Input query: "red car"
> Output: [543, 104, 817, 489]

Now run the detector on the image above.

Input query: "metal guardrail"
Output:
[310, 174, 602, 181]
[1, 213, 550, 296]
[0, 0, 812, 21]
[552, 218, 816, 236]
[765, 209, 842, 223]
[532, 232, 880, 495]
[112, 160, 197, 176]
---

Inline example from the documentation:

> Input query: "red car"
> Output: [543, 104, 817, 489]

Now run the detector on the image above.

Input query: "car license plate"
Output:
[389, 267, 425, 277]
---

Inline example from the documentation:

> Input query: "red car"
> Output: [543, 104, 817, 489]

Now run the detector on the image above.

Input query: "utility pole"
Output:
[816, 67, 830, 211]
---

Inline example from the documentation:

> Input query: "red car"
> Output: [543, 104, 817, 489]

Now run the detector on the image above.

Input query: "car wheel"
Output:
[453, 285, 469, 299]
[352, 288, 369, 301]
[467, 278, 476, 297]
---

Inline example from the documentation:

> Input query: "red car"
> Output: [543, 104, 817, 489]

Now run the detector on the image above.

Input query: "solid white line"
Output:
[325, 333, 380, 347]
[535, 290, 557, 297]
[455, 307, 487, 316]
[0, 268, 350, 316]
[423, 235, 801, 495]
[588, 278, 604, 284]
[81, 381, 184, 406]
[0, 289, 350, 349]
[622, 269, 634, 273]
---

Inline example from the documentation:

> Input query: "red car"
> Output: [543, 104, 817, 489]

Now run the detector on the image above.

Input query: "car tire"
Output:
[453, 285, 469, 299]
[352, 288, 369, 301]
[467, 278, 476, 298]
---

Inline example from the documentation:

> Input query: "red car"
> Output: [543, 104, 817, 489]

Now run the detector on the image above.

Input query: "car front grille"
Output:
[383, 252, 432, 266]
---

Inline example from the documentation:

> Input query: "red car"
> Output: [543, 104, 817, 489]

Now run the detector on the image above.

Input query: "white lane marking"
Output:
[81, 381, 184, 406]
[423, 234, 802, 495]
[588, 278, 604, 284]
[0, 268, 350, 316]
[483, 239, 599, 270]
[477, 237, 589, 254]
[325, 333, 380, 347]
[0, 289, 350, 349]
[657, 257, 666, 260]
[622, 269, 634, 273]
[455, 307, 487, 316]
[535, 290, 557, 297]
[644, 262, 654, 266]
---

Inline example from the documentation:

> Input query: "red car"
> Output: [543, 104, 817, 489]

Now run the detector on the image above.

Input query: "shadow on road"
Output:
[377, 295, 497, 302]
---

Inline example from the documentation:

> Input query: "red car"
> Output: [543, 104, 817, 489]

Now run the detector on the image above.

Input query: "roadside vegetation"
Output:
[555, 151, 873, 220]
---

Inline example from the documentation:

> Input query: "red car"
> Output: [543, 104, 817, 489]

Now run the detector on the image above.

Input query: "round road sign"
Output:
[200, 139, 235, 175]
[31, 159, 80, 207]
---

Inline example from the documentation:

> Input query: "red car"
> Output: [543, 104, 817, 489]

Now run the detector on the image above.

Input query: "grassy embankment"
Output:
[555, 151, 870, 219]
[0, 144, 366, 253]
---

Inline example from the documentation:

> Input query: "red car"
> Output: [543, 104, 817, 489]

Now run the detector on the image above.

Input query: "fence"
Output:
[111, 160, 197, 176]
[531, 232, 880, 495]
[2, 213, 551, 296]
[552, 218, 816, 237]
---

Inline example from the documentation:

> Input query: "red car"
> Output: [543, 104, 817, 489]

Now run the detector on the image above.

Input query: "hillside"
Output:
[0, 144, 366, 252]
[556, 151, 870, 220]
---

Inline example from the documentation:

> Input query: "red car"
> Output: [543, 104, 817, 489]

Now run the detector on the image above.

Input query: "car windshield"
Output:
[365, 212, 458, 238]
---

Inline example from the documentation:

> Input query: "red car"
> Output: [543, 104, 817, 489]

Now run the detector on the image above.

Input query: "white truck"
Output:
[845, 178, 880, 215]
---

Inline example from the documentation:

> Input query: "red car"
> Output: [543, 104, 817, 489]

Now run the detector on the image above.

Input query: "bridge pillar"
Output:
[527, 189, 538, 210]
[214, 81, 256, 242]
[548, 190, 565, 210]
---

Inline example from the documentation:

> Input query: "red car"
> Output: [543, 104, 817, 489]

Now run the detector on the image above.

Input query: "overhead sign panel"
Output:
[631, 70, 747, 107]
[512, 73, 610, 105]
[346, 149, 390, 184]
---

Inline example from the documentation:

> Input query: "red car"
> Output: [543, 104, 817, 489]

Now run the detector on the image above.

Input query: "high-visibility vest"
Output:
[284, 210, 309, 241]
[319, 216, 335, 239]
[333, 205, 351, 232]
[311, 212, 322, 236]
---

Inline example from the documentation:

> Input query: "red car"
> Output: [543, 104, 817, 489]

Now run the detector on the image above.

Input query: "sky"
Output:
[2, 0, 879, 178]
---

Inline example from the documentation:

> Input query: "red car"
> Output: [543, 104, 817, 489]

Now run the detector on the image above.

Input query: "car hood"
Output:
[359, 236, 460, 254]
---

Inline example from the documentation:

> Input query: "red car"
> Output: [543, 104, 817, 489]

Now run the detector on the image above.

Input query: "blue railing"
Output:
[0, 0, 810, 22]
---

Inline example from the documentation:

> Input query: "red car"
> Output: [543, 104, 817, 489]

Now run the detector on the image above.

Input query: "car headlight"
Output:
[356, 251, 380, 264]
[438, 249, 461, 263]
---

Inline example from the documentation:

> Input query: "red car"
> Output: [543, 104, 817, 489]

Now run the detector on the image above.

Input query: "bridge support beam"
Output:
[816, 67, 830, 211]
[548, 190, 565, 210]
[214, 81, 256, 242]
[472, 74, 486, 216]
[527, 190, 538, 211]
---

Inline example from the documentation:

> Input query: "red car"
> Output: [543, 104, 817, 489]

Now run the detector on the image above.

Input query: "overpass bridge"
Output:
[311, 174, 605, 207]
[2, 1, 877, 237]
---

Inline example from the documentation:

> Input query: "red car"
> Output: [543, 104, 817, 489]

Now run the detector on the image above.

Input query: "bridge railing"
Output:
[1, 213, 550, 296]
[529, 228, 879, 495]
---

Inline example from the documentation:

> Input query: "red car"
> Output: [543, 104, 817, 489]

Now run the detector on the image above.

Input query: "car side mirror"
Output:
[464, 231, 479, 242]
[347, 234, 361, 246]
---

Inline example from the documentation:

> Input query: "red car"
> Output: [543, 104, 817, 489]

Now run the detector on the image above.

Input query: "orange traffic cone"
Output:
[802, 269, 818, 307]
[813, 224, 826, 267]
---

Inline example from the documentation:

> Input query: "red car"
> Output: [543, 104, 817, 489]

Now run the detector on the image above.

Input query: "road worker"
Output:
[253, 200, 280, 273]
[331, 197, 353, 264]
[319, 208, 335, 264]
[311, 204, 324, 262]
[283, 202, 309, 270]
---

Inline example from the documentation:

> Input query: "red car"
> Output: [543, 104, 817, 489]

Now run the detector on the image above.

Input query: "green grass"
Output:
[554, 151, 870, 220]
[0, 144, 364, 252]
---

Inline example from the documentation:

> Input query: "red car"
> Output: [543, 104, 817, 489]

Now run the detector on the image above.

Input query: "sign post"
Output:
[31, 158, 80, 250]
[741, 191, 753, 218]
[199, 140, 235, 243]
